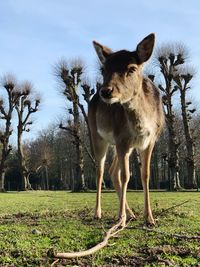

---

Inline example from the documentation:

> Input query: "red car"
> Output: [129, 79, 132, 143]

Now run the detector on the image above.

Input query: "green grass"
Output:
[0, 191, 199, 266]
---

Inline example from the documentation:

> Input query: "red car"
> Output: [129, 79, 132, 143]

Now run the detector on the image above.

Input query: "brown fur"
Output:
[89, 34, 164, 226]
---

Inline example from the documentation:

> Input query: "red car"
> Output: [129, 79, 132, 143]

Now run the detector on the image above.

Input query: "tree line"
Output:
[0, 42, 200, 192]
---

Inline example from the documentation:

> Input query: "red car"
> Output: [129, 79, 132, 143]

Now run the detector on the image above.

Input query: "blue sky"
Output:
[1, 0, 200, 141]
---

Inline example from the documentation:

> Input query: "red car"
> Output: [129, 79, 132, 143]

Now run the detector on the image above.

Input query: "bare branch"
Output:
[170, 86, 179, 96]
[21, 81, 32, 95]
[158, 84, 166, 93]
[153, 42, 190, 68]
[81, 83, 94, 104]
[59, 123, 74, 137]
[1, 73, 17, 91]
[82, 141, 95, 165]
[157, 199, 190, 216]
[0, 101, 8, 119]
[129, 226, 200, 240]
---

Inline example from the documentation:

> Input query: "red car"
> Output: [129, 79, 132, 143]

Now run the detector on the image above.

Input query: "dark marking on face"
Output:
[104, 50, 140, 74]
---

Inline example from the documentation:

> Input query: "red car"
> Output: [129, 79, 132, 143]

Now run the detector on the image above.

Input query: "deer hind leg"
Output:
[116, 148, 132, 227]
[140, 142, 155, 226]
[109, 155, 136, 220]
[93, 136, 108, 219]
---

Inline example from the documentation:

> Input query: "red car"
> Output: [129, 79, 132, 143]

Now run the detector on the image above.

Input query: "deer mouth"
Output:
[100, 88, 119, 104]
[100, 94, 119, 104]
[102, 97, 119, 104]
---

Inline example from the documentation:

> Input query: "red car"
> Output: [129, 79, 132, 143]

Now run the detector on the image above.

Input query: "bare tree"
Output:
[0, 75, 19, 191]
[153, 43, 187, 190]
[15, 82, 40, 190]
[173, 67, 197, 188]
[56, 60, 94, 192]
[26, 126, 57, 190]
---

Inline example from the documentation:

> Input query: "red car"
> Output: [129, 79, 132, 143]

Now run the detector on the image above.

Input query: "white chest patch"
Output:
[129, 118, 154, 150]
[134, 131, 152, 150]
[97, 128, 115, 145]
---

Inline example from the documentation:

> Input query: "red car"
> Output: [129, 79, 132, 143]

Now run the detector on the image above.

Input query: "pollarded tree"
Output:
[56, 60, 94, 192]
[173, 67, 197, 188]
[57, 61, 85, 192]
[15, 82, 40, 191]
[0, 74, 20, 191]
[152, 43, 198, 190]
[153, 44, 187, 190]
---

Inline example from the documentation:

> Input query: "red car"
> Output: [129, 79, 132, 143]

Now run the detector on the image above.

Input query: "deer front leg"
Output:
[117, 149, 132, 227]
[95, 155, 106, 219]
[140, 143, 155, 226]
[92, 135, 108, 219]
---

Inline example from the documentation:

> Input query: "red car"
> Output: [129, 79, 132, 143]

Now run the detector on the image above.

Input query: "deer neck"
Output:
[122, 80, 144, 114]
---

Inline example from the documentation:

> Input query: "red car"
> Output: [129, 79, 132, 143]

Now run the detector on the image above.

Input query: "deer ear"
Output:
[136, 33, 155, 63]
[93, 41, 112, 64]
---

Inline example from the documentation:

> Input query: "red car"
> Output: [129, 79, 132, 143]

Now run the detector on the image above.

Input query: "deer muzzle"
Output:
[100, 87, 113, 99]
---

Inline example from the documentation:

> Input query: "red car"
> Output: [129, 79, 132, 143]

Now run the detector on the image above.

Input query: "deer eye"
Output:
[127, 66, 136, 76]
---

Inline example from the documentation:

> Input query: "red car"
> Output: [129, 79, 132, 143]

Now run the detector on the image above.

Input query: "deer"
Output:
[49, 34, 165, 260]
[88, 33, 165, 227]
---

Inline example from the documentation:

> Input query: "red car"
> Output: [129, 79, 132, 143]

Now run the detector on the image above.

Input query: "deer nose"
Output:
[100, 87, 113, 98]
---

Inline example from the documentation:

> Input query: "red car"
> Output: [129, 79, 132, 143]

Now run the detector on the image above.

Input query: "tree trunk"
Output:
[0, 170, 6, 192]
[151, 146, 159, 189]
[0, 151, 7, 192]
[132, 150, 141, 190]
[45, 165, 49, 190]
[0, 115, 12, 192]
[74, 128, 86, 191]
[18, 126, 31, 191]
[165, 97, 182, 191]
[41, 170, 45, 190]
[167, 127, 181, 190]
[72, 102, 86, 192]
[180, 90, 197, 188]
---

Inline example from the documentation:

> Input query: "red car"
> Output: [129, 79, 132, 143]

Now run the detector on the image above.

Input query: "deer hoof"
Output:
[126, 209, 137, 220]
[118, 215, 127, 227]
[145, 218, 155, 227]
[94, 211, 102, 220]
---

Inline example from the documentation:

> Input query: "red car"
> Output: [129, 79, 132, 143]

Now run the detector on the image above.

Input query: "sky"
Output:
[1, 0, 200, 142]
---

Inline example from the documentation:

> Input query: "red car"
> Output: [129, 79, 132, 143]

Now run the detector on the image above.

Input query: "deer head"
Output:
[93, 33, 155, 104]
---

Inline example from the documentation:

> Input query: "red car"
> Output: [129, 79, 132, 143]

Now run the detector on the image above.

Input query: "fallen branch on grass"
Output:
[48, 200, 195, 262]
[158, 200, 190, 216]
[129, 226, 200, 240]
[50, 259, 59, 267]
[48, 218, 132, 259]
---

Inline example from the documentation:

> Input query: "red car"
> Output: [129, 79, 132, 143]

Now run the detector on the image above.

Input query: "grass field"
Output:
[0, 191, 199, 266]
